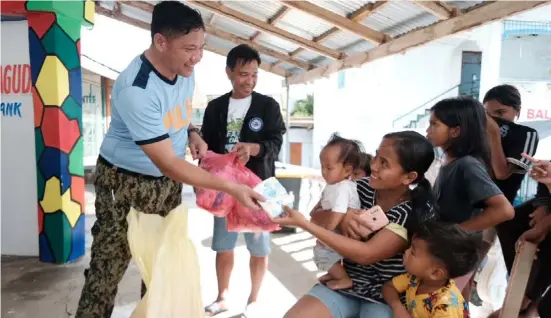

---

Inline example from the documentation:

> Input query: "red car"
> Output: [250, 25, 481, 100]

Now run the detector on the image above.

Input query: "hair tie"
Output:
[409, 176, 427, 190]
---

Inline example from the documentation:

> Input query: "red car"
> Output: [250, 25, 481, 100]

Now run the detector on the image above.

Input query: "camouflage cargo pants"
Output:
[75, 159, 182, 318]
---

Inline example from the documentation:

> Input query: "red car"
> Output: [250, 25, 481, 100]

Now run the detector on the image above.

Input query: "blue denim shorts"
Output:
[308, 284, 393, 318]
[211, 216, 271, 257]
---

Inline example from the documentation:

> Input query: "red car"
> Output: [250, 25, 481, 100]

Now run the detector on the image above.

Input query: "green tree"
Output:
[291, 94, 314, 117]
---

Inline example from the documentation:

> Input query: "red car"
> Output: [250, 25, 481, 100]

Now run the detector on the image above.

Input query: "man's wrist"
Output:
[250, 143, 261, 156]
[188, 127, 202, 138]
[219, 180, 236, 195]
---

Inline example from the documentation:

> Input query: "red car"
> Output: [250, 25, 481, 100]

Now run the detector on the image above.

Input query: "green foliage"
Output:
[291, 94, 314, 117]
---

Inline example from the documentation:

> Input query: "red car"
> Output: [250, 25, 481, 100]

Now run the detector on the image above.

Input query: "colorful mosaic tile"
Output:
[2, 0, 95, 264]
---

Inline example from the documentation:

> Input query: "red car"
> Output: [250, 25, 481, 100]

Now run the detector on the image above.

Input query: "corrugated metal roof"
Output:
[192, 6, 215, 22]
[362, 1, 439, 37]
[259, 53, 279, 65]
[295, 50, 323, 63]
[343, 39, 376, 54]
[311, 0, 368, 16]
[279, 63, 303, 73]
[98, 1, 114, 11]
[256, 33, 301, 53]
[93, 0, 544, 80]
[447, 1, 484, 10]
[323, 31, 363, 50]
[278, 9, 334, 40]
[212, 15, 257, 39]
[205, 35, 235, 53]
[119, 4, 152, 24]
[221, 1, 281, 22]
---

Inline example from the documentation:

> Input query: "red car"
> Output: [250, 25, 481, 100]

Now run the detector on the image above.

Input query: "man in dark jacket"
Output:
[201, 44, 286, 317]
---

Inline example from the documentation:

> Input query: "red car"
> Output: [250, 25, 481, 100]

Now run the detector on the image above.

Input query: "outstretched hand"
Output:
[522, 153, 551, 186]
[228, 184, 265, 210]
[271, 206, 308, 229]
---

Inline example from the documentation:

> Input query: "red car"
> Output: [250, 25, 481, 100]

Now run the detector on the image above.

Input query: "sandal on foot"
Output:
[205, 302, 228, 317]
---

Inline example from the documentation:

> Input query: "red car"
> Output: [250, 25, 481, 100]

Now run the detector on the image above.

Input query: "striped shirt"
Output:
[338, 177, 412, 304]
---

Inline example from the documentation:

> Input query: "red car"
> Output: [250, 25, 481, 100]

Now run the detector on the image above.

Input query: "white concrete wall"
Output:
[500, 35, 551, 82]
[312, 22, 504, 167]
[1, 20, 39, 256]
[287, 127, 314, 168]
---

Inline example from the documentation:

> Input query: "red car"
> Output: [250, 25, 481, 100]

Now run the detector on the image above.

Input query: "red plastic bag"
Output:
[195, 152, 238, 217]
[195, 151, 280, 232]
[226, 206, 280, 233]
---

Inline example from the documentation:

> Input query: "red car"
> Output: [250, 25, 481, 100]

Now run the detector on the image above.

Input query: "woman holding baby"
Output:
[273, 131, 438, 318]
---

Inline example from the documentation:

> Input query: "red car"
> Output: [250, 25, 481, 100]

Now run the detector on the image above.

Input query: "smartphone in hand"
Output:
[357, 205, 389, 237]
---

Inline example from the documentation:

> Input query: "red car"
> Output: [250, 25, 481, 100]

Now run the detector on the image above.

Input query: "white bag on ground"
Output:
[127, 204, 204, 318]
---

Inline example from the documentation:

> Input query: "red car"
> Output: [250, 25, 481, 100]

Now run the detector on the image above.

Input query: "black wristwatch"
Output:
[188, 126, 202, 137]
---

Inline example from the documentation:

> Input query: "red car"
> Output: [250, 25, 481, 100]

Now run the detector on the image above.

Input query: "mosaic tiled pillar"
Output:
[2, 0, 95, 264]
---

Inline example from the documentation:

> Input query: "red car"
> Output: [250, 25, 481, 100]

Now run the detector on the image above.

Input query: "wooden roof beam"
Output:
[410, 1, 453, 20]
[94, 4, 290, 78]
[120, 1, 312, 70]
[280, 0, 387, 45]
[285, 1, 550, 85]
[208, 14, 218, 26]
[250, 6, 290, 42]
[275, 1, 389, 67]
[187, 0, 343, 59]
[112, 2, 121, 17]
[349, 1, 389, 23]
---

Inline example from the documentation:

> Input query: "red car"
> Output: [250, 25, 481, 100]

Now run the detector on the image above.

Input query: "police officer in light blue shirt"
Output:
[75, 2, 264, 317]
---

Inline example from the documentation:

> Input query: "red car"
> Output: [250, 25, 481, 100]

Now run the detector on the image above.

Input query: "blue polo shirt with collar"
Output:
[99, 54, 194, 177]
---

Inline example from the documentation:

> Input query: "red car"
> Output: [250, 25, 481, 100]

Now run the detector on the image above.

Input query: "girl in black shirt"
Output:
[427, 97, 513, 230]
[426, 97, 514, 300]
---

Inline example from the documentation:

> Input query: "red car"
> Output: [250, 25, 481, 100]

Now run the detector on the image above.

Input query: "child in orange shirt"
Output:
[383, 222, 482, 318]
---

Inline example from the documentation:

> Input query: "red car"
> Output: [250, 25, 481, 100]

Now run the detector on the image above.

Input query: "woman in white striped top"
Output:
[273, 131, 438, 318]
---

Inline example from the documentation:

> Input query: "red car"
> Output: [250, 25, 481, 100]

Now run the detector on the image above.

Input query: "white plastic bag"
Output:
[253, 177, 294, 218]
[127, 204, 204, 318]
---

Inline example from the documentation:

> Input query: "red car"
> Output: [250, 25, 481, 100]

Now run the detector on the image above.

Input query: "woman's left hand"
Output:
[272, 206, 308, 228]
